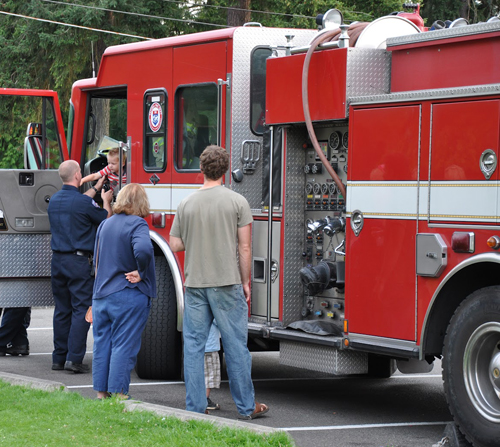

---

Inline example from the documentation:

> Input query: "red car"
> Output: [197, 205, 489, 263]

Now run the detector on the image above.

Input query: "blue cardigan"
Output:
[93, 213, 156, 300]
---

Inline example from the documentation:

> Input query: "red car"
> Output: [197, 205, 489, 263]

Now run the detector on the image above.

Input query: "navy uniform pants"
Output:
[51, 252, 93, 364]
[0, 307, 31, 352]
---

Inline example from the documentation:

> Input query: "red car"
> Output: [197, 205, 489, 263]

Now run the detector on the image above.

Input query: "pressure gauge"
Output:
[342, 131, 348, 150]
[329, 131, 341, 150]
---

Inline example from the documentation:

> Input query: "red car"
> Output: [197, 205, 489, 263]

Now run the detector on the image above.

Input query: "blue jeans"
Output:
[183, 285, 255, 416]
[92, 287, 151, 394]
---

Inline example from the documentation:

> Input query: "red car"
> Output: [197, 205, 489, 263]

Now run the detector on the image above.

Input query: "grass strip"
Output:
[0, 380, 293, 447]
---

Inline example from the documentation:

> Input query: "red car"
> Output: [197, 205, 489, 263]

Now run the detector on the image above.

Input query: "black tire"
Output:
[367, 354, 397, 378]
[135, 256, 182, 380]
[443, 286, 500, 447]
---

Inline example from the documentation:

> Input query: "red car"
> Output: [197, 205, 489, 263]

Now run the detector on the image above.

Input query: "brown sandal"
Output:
[238, 401, 269, 420]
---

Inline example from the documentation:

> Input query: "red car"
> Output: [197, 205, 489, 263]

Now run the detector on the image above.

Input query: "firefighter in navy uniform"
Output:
[48, 160, 113, 373]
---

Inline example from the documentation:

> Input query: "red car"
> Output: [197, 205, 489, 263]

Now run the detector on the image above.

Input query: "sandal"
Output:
[238, 402, 269, 420]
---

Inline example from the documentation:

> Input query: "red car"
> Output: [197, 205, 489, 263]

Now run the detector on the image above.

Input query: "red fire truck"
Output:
[1, 5, 500, 446]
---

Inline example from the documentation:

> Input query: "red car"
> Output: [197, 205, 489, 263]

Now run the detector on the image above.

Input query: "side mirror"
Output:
[24, 123, 44, 170]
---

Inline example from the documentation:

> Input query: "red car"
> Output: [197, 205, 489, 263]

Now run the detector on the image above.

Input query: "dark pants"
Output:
[51, 252, 93, 364]
[0, 307, 31, 351]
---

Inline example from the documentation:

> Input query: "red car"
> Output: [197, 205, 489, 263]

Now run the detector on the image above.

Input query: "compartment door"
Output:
[347, 105, 421, 340]
[429, 100, 500, 224]
[251, 221, 281, 320]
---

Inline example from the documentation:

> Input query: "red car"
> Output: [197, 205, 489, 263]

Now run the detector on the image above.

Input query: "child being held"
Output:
[81, 147, 127, 193]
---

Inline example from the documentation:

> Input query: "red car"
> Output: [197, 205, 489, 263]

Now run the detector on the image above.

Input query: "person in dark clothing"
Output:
[92, 183, 156, 400]
[48, 160, 113, 373]
[0, 307, 31, 356]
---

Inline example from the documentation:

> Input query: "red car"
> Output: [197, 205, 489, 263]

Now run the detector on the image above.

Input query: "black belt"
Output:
[53, 250, 92, 257]
[74, 250, 92, 257]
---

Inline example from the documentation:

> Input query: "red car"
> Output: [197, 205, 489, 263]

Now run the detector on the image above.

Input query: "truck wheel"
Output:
[367, 354, 397, 378]
[135, 256, 182, 380]
[443, 286, 500, 447]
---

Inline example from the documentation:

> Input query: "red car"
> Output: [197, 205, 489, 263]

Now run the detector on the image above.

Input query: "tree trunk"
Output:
[459, 0, 469, 20]
[227, 0, 251, 27]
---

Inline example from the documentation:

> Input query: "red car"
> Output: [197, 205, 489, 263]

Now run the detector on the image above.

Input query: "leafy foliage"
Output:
[0, 0, 499, 168]
[422, 0, 500, 24]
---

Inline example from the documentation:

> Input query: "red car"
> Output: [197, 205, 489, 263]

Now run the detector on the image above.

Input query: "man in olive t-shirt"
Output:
[170, 145, 269, 419]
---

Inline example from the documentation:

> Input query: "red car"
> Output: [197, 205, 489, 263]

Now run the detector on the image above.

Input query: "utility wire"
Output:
[161, 0, 317, 19]
[41, 0, 228, 28]
[41, 0, 372, 28]
[0, 11, 152, 40]
[161, 0, 373, 20]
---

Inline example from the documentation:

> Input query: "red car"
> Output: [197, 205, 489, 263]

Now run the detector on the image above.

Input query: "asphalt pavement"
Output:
[0, 307, 455, 447]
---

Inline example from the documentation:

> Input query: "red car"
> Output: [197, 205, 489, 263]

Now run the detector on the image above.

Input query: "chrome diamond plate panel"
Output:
[1, 279, 54, 307]
[230, 27, 315, 209]
[0, 233, 52, 277]
[0, 233, 53, 306]
[349, 83, 500, 106]
[345, 48, 391, 102]
[280, 340, 368, 375]
[282, 127, 308, 325]
[387, 20, 500, 47]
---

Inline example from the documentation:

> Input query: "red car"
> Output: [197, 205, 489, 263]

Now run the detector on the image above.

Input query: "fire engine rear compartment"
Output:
[250, 20, 500, 380]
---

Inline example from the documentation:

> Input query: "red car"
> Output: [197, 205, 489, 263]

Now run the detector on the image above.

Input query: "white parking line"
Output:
[67, 382, 184, 389]
[282, 421, 449, 431]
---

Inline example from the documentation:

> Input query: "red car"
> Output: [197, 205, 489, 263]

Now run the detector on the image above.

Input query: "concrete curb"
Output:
[0, 372, 66, 392]
[124, 400, 281, 434]
[0, 372, 283, 436]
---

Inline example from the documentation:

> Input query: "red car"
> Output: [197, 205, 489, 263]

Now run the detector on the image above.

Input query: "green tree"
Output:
[5, 0, 486, 169]
[422, 0, 500, 24]
[0, 0, 193, 167]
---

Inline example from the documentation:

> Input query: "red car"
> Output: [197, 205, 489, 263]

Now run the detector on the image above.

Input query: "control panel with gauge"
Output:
[300, 125, 348, 322]
[303, 126, 348, 213]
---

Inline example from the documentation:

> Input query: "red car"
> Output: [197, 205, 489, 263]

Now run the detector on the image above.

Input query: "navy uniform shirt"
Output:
[48, 185, 108, 253]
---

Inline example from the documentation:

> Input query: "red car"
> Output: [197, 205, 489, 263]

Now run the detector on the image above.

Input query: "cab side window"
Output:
[250, 47, 272, 136]
[175, 84, 217, 171]
[82, 92, 127, 186]
[144, 90, 167, 171]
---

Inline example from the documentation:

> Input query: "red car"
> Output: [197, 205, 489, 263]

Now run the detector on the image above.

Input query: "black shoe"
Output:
[207, 397, 220, 410]
[52, 362, 65, 371]
[64, 361, 89, 373]
[6, 345, 29, 356]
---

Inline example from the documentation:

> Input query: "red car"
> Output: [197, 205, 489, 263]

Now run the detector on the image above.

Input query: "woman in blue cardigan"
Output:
[92, 183, 156, 400]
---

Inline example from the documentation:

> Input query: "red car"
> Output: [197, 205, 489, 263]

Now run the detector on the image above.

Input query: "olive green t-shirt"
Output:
[170, 185, 253, 288]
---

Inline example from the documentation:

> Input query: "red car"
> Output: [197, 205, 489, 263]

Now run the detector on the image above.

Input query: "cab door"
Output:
[0, 90, 66, 307]
[171, 41, 229, 210]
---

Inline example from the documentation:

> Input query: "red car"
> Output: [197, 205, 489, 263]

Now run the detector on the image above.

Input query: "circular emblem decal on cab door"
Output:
[148, 102, 163, 132]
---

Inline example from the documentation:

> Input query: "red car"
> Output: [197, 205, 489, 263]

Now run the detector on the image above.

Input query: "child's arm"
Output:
[80, 171, 102, 186]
